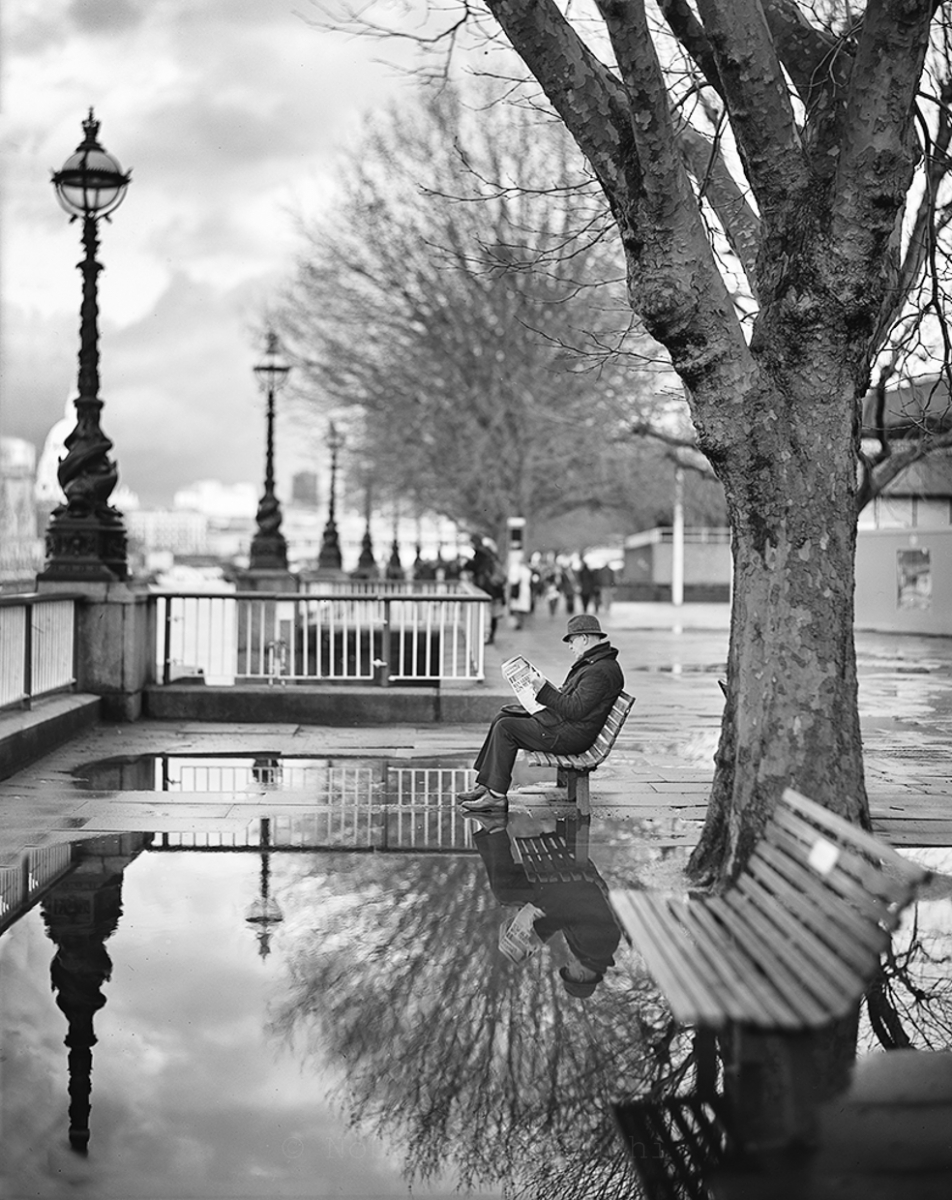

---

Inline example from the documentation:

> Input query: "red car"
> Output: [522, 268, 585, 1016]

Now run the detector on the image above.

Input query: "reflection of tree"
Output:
[863, 903, 952, 1052]
[270, 852, 688, 1198]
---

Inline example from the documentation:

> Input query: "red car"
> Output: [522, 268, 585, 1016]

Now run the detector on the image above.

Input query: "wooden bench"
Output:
[610, 787, 930, 1030]
[521, 690, 635, 816]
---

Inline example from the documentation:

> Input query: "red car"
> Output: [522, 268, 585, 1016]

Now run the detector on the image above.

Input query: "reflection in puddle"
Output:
[1, 825, 688, 1198]
[3, 758, 951, 1196]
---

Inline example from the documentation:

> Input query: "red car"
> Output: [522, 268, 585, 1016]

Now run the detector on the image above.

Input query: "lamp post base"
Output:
[38, 510, 128, 582]
[316, 519, 344, 575]
[248, 531, 288, 573]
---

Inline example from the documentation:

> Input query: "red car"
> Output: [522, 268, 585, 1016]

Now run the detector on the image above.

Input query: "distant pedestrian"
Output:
[596, 563, 615, 612]
[578, 559, 599, 613]
[559, 562, 578, 614]
[471, 535, 506, 646]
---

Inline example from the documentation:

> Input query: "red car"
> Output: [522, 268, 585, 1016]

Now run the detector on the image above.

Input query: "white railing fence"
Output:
[155, 589, 488, 686]
[0, 841, 74, 934]
[0, 594, 77, 711]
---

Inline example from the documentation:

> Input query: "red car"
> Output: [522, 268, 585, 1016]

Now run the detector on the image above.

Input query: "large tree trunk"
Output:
[688, 365, 869, 884]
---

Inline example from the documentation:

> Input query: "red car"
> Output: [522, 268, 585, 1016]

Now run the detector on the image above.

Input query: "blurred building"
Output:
[0, 437, 44, 591]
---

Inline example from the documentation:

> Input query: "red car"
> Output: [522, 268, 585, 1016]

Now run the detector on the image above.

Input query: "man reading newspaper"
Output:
[457, 614, 625, 812]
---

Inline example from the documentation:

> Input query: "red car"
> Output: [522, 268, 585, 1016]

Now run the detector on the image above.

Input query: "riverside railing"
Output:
[0, 593, 78, 711]
[0, 841, 74, 935]
[155, 586, 488, 686]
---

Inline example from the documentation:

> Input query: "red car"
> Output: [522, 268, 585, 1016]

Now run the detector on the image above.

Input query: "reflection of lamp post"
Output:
[317, 421, 345, 572]
[249, 332, 291, 571]
[245, 817, 284, 959]
[40, 109, 131, 582]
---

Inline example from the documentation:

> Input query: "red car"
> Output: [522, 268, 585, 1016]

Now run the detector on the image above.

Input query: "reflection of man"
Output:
[471, 820, 620, 999]
[458, 614, 624, 812]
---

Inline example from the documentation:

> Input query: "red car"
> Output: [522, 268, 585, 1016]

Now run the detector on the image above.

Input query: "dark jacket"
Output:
[534, 640, 624, 744]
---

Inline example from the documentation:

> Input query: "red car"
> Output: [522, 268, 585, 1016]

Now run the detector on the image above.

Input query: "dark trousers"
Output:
[473, 711, 591, 794]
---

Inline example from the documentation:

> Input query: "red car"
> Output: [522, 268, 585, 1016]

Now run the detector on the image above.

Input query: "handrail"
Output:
[149, 589, 489, 602]
[0, 591, 87, 608]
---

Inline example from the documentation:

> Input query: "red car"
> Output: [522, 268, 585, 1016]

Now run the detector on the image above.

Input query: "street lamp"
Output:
[40, 109, 131, 582]
[249, 331, 291, 571]
[317, 421, 345, 572]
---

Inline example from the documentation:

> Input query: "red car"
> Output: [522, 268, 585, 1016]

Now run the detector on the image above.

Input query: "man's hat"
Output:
[562, 614, 606, 642]
[559, 966, 603, 998]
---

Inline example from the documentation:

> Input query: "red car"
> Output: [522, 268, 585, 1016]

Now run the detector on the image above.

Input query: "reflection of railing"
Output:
[149, 805, 478, 853]
[155, 589, 488, 686]
[0, 593, 78, 711]
[0, 842, 74, 933]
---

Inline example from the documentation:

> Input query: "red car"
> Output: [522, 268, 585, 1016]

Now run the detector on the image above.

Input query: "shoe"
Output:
[459, 791, 508, 812]
[456, 784, 489, 803]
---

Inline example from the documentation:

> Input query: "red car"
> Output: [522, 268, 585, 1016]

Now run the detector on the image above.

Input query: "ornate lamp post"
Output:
[249, 332, 291, 571]
[316, 421, 345, 572]
[40, 109, 131, 582]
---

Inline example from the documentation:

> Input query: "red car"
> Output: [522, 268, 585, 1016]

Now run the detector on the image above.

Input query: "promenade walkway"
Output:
[1, 601, 950, 861]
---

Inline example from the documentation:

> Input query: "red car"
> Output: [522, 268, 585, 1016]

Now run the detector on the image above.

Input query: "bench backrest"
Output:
[588, 691, 636, 764]
[746, 787, 929, 942]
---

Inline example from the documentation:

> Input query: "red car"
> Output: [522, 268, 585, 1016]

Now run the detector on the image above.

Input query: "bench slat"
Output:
[759, 827, 899, 938]
[715, 892, 864, 1022]
[782, 788, 930, 887]
[731, 875, 871, 1001]
[754, 838, 891, 955]
[677, 899, 806, 1027]
[610, 892, 729, 1026]
[700, 896, 833, 1026]
[741, 856, 881, 978]
[771, 806, 914, 909]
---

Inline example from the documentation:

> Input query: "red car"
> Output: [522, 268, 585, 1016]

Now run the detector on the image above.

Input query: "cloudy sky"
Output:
[0, 0, 417, 506]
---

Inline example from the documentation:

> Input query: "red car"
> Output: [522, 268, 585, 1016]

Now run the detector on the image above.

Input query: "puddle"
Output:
[2, 756, 951, 1197]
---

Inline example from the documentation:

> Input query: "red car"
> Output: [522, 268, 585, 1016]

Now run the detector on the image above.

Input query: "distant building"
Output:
[126, 509, 209, 556]
[856, 378, 952, 633]
[290, 471, 320, 508]
[1, 437, 44, 590]
[621, 527, 731, 602]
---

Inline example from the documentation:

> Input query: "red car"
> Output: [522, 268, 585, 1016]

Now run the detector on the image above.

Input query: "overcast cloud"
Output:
[1, 0, 409, 504]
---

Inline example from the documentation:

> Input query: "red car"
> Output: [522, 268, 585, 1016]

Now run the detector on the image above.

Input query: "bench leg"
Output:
[556, 768, 590, 816]
[575, 773, 590, 817]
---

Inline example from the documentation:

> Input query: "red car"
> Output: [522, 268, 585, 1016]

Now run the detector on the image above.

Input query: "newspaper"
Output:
[498, 902, 545, 963]
[501, 655, 546, 714]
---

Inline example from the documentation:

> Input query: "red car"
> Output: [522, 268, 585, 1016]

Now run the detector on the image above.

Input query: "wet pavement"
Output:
[1, 602, 951, 1197]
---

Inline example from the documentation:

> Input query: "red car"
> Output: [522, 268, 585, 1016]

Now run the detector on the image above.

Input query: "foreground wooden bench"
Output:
[522, 690, 635, 816]
[610, 787, 930, 1030]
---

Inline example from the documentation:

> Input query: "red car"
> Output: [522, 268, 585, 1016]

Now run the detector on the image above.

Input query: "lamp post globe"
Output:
[249, 331, 291, 571]
[40, 109, 132, 582]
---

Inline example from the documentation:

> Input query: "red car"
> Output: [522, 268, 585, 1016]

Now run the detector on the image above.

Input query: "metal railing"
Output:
[0, 842, 75, 934]
[0, 593, 78, 711]
[300, 577, 473, 596]
[155, 588, 488, 686]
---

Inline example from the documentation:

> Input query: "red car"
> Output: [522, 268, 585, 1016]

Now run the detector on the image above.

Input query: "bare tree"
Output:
[280, 84, 674, 544]
[269, 849, 689, 1199]
[308, 1, 952, 883]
